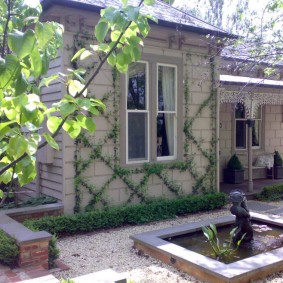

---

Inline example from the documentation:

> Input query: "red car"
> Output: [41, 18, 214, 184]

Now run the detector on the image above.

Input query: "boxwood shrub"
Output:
[256, 184, 283, 201]
[24, 193, 227, 236]
[0, 229, 19, 266]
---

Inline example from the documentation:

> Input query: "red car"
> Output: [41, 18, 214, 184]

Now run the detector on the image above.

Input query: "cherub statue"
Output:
[229, 190, 253, 243]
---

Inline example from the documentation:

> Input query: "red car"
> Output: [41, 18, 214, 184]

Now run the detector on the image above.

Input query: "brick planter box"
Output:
[0, 203, 63, 269]
[0, 203, 63, 223]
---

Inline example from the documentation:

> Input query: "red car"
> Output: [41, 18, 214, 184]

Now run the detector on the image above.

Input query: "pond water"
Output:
[165, 221, 283, 264]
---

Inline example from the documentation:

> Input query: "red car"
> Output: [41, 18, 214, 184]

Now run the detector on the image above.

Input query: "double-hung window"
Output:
[126, 59, 179, 164]
[127, 62, 149, 162]
[235, 103, 262, 149]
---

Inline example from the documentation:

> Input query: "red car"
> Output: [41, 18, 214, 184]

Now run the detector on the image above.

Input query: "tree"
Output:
[175, 0, 283, 77]
[0, 0, 156, 200]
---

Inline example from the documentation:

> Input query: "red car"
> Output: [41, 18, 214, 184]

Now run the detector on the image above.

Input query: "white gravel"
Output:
[53, 204, 283, 283]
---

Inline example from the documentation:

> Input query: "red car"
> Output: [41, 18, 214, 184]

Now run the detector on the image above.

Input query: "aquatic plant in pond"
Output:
[202, 223, 245, 260]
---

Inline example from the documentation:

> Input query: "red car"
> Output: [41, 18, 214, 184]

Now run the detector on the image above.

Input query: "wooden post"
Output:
[246, 119, 254, 192]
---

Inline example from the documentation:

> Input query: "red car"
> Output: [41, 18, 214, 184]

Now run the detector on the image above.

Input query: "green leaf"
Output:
[27, 140, 38, 155]
[95, 20, 109, 43]
[35, 22, 55, 51]
[60, 103, 77, 118]
[144, 0, 155, 5]
[0, 55, 20, 89]
[15, 73, 29, 96]
[0, 170, 13, 185]
[16, 156, 36, 186]
[209, 224, 217, 237]
[68, 80, 87, 97]
[43, 133, 59, 150]
[0, 121, 16, 131]
[76, 115, 96, 133]
[127, 35, 142, 46]
[0, 142, 8, 155]
[47, 116, 62, 134]
[71, 48, 86, 62]
[63, 120, 81, 139]
[39, 74, 59, 88]
[80, 50, 93, 60]
[132, 46, 141, 61]
[30, 46, 42, 78]
[124, 6, 140, 21]
[8, 135, 28, 159]
[107, 52, 117, 66]
[0, 190, 3, 199]
[116, 62, 128, 73]
[8, 30, 36, 59]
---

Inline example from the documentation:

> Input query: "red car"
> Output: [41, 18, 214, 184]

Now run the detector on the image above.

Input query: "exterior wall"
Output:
[23, 47, 64, 200]
[38, 52, 64, 200]
[42, 5, 219, 214]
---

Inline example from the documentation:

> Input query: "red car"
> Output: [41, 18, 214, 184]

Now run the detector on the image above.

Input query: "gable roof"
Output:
[41, 0, 230, 38]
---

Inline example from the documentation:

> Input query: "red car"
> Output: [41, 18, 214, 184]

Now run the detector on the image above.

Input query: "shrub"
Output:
[49, 235, 60, 268]
[24, 193, 227, 236]
[274, 151, 283, 166]
[0, 229, 19, 267]
[226, 154, 243, 170]
[27, 226, 60, 268]
[256, 184, 283, 201]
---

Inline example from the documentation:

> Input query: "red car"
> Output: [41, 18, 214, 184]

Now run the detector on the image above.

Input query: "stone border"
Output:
[0, 203, 64, 269]
[0, 203, 64, 222]
[130, 213, 283, 283]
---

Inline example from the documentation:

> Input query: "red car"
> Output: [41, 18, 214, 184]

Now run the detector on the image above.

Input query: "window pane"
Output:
[235, 103, 245, 118]
[254, 106, 261, 119]
[236, 121, 246, 148]
[128, 113, 148, 160]
[157, 113, 174, 157]
[252, 120, 260, 146]
[158, 65, 175, 111]
[127, 63, 146, 110]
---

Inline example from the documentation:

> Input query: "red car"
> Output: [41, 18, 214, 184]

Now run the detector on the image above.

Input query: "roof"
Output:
[220, 75, 283, 87]
[41, 0, 230, 38]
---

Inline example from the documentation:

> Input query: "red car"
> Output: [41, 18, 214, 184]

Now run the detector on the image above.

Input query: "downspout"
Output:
[35, 161, 41, 197]
[216, 87, 220, 192]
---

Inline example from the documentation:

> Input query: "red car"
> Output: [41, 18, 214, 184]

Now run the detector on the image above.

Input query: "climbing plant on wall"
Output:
[73, 48, 219, 212]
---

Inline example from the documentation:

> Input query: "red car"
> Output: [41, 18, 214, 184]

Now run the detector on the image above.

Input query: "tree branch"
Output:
[0, 0, 146, 176]
[1, 0, 11, 57]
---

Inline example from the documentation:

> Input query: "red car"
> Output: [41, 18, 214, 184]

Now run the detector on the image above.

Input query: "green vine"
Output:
[73, 43, 218, 212]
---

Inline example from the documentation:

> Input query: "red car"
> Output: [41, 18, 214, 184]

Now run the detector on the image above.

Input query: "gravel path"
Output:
[53, 203, 283, 283]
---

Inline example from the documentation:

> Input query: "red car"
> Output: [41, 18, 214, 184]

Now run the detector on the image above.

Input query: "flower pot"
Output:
[223, 168, 245, 184]
[274, 166, 283, 179]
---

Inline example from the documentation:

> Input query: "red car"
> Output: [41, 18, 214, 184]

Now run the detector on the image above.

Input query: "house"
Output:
[219, 48, 283, 190]
[31, 0, 283, 214]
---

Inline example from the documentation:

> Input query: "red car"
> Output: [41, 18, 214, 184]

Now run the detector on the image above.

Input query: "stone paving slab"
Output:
[247, 201, 278, 212]
[266, 207, 283, 215]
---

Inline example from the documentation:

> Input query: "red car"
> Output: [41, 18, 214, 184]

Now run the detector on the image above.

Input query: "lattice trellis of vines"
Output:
[73, 52, 218, 213]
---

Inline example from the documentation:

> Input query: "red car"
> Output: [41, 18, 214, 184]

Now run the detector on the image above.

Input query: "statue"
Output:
[229, 190, 253, 243]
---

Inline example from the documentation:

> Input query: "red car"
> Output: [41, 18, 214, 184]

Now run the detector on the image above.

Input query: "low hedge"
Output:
[256, 184, 283, 201]
[24, 193, 227, 236]
[0, 229, 19, 266]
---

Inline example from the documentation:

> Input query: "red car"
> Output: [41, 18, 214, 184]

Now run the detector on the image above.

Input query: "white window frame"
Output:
[235, 104, 262, 150]
[126, 61, 150, 164]
[156, 63, 177, 161]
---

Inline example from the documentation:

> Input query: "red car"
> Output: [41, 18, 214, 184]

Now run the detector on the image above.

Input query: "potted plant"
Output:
[223, 154, 244, 184]
[273, 151, 283, 179]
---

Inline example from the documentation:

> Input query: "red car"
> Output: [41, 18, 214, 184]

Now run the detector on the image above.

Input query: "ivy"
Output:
[73, 47, 218, 212]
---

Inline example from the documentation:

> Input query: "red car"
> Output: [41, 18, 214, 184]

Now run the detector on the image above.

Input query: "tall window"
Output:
[126, 61, 177, 163]
[127, 62, 149, 162]
[157, 64, 177, 159]
[235, 103, 262, 149]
